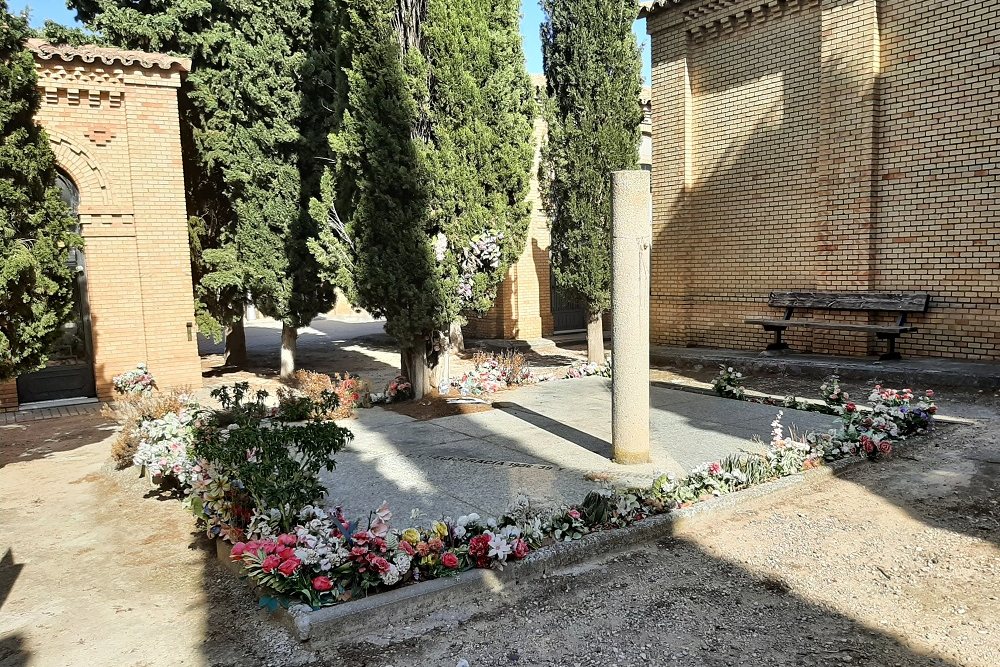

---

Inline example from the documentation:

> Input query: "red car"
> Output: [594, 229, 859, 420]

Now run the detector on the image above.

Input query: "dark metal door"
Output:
[16, 173, 96, 404]
[550, 269, 586, 333]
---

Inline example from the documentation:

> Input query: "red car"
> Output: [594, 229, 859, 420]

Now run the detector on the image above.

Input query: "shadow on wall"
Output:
[652, 3, 923, 358]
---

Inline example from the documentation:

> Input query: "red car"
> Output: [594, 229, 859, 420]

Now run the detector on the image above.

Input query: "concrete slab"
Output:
[320, 376, 839, 521]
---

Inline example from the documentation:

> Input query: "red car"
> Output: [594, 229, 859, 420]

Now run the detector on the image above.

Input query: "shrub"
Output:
[104, 389, 192, 468]
[458, 350, 536, 395]
[132, 409, 201, 485]
[192, 384, 354, 533]
[288, 370, 369, 418]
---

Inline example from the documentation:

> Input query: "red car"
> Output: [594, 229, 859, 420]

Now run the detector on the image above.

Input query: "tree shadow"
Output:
[0, 412, 114, 469]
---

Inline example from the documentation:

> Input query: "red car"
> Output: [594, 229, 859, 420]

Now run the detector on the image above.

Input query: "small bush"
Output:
[288, 370, 368, 418]
[104, 389, 191, 468]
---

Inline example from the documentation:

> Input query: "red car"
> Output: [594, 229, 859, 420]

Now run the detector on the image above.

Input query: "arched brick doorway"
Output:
[15, 172, 97, 404]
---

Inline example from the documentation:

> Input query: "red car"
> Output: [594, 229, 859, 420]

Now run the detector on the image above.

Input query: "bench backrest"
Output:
[768, 291, 930, 313]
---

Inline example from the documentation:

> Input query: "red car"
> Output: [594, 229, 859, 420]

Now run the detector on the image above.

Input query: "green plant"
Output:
[0, 2, 84, 379]
[194, 386, 353, 532]
[712, 366, 746, 399]
[539, 0, 643, 362]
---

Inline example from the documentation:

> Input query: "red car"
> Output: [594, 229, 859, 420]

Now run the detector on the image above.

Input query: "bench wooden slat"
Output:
[767, 291, 929, 313]
[744, 318, 917, 334]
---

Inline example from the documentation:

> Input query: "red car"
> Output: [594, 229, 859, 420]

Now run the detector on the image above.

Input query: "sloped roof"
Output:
[26, 38, 190, 72]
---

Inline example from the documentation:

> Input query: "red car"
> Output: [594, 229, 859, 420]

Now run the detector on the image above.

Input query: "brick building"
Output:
[465, 76, 653, 341]
[0, 40, 202, 411]
[642, 0, 999, 360]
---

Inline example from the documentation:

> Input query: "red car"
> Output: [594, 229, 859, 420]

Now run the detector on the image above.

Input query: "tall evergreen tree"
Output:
[68, 0, 348, 376]
[327, 0, 534, 396]
[540, 0, 643, 362]
[0, 2, 83, 380]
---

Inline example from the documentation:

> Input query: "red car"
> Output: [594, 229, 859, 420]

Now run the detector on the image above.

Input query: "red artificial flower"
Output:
[277, 534, 297, 547]
[878, 440, 892, 454]
[845, 402, 857, 413]
[277, 547, 296, 561]
[399, 540, 415, 556]
[928, 406, 937, 415]
[441, 552, 460, 569]
[230, 542, 247, 560]
[427, 537, 444, 553]
[261, 555, 281, 573]
[352, 532, 370, 546]
[261, 541, 278, 555]
[416, 542, 430, 557]
[863, 440, 875, 454]
[278, 557, 302, 577]
[350, 546, 368, 559]
[512, 539, 529, 560]
[312, 576, 333, 592]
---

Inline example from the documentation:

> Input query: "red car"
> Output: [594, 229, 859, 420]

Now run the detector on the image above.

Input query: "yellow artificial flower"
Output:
[433, 521, 449, 539]
[402, 528, 421, 545]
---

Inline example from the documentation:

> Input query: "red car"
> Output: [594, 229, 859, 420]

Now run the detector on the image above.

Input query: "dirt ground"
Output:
[1, 362, 997, 666]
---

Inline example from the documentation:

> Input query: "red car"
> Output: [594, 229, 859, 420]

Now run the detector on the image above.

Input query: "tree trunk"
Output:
[224, 319, 247, 367]
[448, 320, 464, 352]
[280, 324, 298, 378]
[400, 338, 442, 399]
[587, 311, 604, 363]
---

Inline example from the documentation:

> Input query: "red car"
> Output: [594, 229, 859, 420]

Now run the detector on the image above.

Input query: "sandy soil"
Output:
[1, 366, 997, 666]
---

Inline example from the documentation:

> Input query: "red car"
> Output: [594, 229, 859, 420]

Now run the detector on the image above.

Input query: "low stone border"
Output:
[214, 456, 856, 645]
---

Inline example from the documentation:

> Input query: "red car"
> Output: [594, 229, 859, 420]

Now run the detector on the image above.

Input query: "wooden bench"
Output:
[744, 291, 930, 361]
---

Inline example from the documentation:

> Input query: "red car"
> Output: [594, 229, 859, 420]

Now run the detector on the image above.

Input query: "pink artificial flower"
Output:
[568, 509, 581, 520]
[441, 552, 460, 569]
[369, 555, 391, 574]
[427, 537, 444, 553]
[277, 534, 297, 547]
[277, 557, 301, 577]
[261, 555, 281, 573]
[277, 547, 296, 561]
[312, 576, 333, 592]
[352, 531, 370, 546]
[261, 541, 278, 555]
[512, 539, 530, 560]
[398, 540, 415, 556]
[708, 462, 723, 475]
[350, 546, 368, 559]
[878, 441, 892, 455]
[862, 440, 875, 454]
[230, 542, 246, 560]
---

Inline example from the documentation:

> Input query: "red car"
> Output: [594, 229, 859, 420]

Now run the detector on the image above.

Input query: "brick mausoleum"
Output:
[0, 41, 202, 411]
[643, 0, 999, 360]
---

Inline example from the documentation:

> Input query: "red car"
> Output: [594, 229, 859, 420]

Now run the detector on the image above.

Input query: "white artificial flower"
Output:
[380, 564, 401, 586]
[487, 532, 512, 562]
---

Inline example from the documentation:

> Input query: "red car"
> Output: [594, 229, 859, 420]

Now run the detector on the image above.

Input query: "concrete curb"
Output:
[650, 346, 1000, 389]
[215, 457, 858, 644]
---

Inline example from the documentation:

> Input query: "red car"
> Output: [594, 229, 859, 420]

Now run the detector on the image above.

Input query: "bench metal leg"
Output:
[878, 334, 902, 361]
[765, 327, 789, 352]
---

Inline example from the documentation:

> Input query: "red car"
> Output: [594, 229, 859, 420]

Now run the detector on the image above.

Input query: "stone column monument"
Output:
[611, 170, 652, 464]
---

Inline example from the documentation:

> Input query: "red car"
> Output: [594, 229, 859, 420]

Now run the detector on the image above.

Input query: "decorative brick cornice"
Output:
[26, 39, 190, 72]
[643, 0, 820, 43]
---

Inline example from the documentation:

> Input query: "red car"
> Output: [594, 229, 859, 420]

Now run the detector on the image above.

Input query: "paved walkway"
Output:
[320, 377, 836, 519]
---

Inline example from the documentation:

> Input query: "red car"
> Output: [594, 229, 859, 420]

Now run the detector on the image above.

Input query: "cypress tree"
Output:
[68, 0, 348, 376]
[540, 0, 643, 362]
[329, 0, 533, 395]
[0, 2, 83, 380]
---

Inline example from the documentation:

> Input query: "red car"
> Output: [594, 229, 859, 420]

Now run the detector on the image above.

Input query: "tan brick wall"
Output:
[4, 49, 202, 410]
[645, 0, 1000, 361]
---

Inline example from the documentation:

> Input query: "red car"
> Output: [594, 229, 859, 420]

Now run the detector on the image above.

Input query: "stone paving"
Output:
[319, 376, 837, 519]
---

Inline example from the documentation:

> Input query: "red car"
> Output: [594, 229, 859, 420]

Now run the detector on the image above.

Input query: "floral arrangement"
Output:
[287, 370, 370, 419]
[229, 504, 531, 606]
[819, 375, 850, 408]
[456, 231, 504, 302]
[132, 408, 202, 485]
[457, 349, 535, 396]
[380, 375, 413, 403]
[112, 363, 156, 395]
[711, 365, 745, 399]
[564, 359, 612, 379]
[816, 386, 936, 460]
